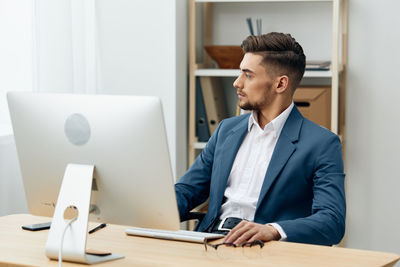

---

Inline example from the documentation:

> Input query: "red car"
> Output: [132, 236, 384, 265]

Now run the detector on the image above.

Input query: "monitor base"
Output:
[45, 164, 124, 264]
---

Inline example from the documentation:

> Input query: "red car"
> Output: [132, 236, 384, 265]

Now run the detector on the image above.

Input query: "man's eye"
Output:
[245, 73, 251, 78]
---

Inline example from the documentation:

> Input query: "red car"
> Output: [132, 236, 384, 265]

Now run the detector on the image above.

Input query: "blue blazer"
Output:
[175, 106, 345, 246]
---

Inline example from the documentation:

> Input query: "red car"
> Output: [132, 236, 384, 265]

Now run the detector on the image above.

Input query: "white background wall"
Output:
[345, 0, 400, 255]
[0, 0, 31, 216]
[0, 136, 27, 216]
[95, 0, 187, 178]
[0, 0, 33, 131]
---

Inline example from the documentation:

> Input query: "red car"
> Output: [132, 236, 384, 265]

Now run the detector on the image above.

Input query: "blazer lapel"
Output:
[213, 117, 249, 208]
[255, 106, 303, 211]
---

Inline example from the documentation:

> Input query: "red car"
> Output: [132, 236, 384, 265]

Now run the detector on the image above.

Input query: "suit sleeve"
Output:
[277, 134, 346, 246]
[174, 121, 223, 221]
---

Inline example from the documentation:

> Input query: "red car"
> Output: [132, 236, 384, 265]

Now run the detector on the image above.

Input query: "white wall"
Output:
[0, 0, 32, 216]
[0, 136, 27, 216]
[0, 0, 33, 130]
[345, 0, 400, 255]
[96, 0, 187, 178]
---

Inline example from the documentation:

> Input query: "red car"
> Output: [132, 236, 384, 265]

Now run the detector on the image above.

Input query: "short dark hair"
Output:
[241, 32, 306, 91]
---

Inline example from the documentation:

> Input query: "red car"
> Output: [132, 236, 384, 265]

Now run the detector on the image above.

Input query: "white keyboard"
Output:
[125, 227, 224, 243]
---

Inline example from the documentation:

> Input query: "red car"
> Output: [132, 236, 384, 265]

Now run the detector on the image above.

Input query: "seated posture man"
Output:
[175, 32, 345, 246]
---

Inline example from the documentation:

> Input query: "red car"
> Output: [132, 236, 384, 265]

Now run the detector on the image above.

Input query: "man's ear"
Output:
[275, 75, 289, 94]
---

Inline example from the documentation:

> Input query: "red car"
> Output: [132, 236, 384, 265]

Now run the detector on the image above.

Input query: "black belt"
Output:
[209, 217, 243, 234]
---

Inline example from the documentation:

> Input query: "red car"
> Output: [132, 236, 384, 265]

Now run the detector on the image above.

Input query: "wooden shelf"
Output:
[194, 142, 207, 149]
[194, 69, 240, 77]
[194, 68, 333, 78]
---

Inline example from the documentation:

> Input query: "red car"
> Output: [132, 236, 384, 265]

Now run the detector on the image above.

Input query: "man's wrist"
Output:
[267, 223, 287, 241]
[266, 224, 281, 240]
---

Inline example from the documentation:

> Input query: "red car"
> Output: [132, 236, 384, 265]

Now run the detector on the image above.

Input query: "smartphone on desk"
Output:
[22, 222, 51, 231]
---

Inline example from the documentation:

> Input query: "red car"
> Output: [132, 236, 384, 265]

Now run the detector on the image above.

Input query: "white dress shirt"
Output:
[219, 102, 294, 240]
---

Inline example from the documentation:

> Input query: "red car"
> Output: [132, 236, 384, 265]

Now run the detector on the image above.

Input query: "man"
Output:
[175, 32, 345, 246]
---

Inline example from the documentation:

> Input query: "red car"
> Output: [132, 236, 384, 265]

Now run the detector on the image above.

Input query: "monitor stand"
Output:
[45, 164, 124, 264]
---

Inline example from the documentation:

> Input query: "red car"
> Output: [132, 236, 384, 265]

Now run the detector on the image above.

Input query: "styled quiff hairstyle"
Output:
[241, 32, 306, 92]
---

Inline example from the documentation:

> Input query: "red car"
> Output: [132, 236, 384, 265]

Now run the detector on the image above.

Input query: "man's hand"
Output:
[224, 221, 281, 245]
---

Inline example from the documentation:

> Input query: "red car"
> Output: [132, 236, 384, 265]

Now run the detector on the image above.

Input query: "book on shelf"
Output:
[305, 60, 331, 71]
[199, 77, 227, 135]
[195, 78, 211, 142]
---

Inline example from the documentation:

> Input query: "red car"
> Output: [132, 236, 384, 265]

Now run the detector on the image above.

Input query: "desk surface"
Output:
[0, 214, 399, 267]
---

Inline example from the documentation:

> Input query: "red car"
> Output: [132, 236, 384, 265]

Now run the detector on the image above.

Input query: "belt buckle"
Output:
[217, 217, 231, 232]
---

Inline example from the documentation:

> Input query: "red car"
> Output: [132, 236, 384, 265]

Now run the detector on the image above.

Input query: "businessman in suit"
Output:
[175, 32, 345, 246]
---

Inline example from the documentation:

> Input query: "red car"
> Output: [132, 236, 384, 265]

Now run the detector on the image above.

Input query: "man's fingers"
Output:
[224, 221, 256, 244]
[223, 221, 279, 246]
[224, 220, 248, 241]
[247, 232, 262, 243]
[233, 227, 258, 245]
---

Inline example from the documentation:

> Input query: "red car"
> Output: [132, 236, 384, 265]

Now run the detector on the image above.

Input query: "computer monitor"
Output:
[7, 92, 180, 231]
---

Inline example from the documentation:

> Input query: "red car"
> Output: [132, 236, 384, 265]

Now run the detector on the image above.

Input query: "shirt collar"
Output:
[248, 102, 294, 138]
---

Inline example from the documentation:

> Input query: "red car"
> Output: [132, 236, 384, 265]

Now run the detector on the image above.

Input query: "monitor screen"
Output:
[7, 92, 180, 231]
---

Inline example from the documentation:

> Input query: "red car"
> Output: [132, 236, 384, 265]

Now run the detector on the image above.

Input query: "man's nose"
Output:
[233, 76, 242, 89]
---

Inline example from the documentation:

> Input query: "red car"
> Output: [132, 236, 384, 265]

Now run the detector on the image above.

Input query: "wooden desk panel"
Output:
[0, 214, 399, 267]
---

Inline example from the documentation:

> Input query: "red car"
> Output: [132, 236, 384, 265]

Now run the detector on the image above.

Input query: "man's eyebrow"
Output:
[241, 68, 255, 74]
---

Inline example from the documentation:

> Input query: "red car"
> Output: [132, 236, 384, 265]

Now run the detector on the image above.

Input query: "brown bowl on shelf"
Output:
[204, 45, 244, 69]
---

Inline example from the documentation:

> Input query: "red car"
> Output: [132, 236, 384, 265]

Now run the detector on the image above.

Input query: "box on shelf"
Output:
[294, 86, 331, 130]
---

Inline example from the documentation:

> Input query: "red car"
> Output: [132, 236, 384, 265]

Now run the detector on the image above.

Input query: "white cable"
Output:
[58, 216, 78, 267]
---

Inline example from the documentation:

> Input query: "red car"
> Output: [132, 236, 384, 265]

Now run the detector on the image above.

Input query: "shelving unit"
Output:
[188, 0, 347, 165]
[194, 68, 335, 78]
